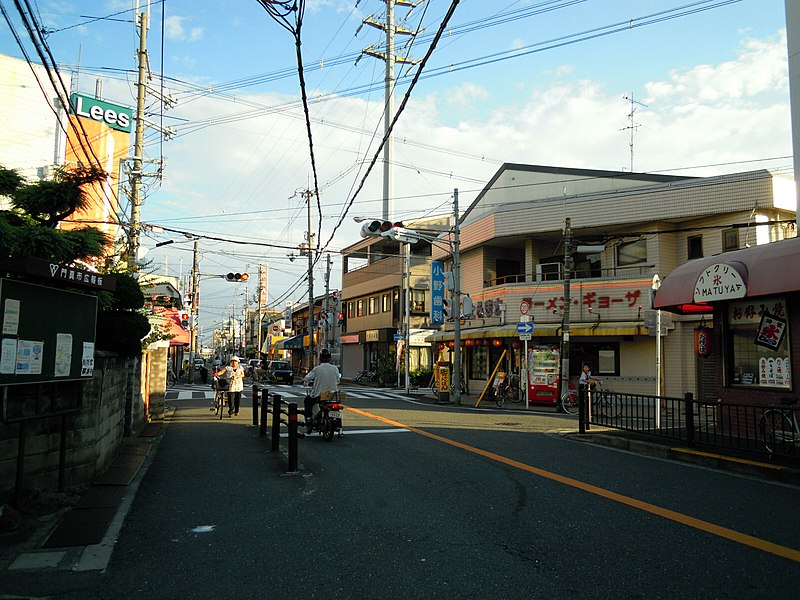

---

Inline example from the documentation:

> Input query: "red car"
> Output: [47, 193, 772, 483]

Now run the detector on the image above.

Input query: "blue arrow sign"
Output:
[516, 321, 534, 335]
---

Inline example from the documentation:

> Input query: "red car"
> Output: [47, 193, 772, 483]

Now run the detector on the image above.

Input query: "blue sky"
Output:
[0, 0, 792, 340]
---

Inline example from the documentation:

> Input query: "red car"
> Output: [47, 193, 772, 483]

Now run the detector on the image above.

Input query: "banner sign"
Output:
[430, 261, 445, 325]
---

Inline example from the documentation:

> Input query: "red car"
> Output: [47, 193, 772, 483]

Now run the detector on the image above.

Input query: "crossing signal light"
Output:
[442, 298, 452, 321]
[225, 272, 249, 282]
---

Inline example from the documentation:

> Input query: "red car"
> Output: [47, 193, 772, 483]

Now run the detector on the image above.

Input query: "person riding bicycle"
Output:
[303, 349, 341, 434]
[579, 363, 599, 390]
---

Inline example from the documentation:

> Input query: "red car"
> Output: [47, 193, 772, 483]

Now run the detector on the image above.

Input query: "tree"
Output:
[0, 164, 150, 357]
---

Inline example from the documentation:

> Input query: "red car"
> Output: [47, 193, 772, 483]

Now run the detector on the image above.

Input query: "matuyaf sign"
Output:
[70, 93, 133, 133]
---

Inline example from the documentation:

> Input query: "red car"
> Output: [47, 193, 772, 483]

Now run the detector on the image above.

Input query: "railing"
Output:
[257, 387, 300, 473]
[484, 264, 655, 288]
[579, 389, 800, 461]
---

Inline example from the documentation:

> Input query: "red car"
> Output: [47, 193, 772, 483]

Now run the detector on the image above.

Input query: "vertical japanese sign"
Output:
[430, 261, 445, 325]
[258, 264, 268, 306]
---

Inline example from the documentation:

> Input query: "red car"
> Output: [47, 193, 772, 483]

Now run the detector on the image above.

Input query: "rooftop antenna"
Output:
[621, 93, 647, 172]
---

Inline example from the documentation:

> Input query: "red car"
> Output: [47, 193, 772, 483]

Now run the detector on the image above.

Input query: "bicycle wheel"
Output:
[560, 391, 578, 415]
[495, 390, 505, 407]
[595, 393, 621, 419]
[167, 372, 176, 388]
[217, 391, 225, 420]
[760, 409, 796, 455]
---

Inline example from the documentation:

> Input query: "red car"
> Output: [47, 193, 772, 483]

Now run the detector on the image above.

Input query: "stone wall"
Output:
[0, 351, 146, 504]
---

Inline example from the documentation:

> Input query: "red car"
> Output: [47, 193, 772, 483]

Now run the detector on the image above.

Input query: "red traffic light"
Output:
[225, 272, 249, 282]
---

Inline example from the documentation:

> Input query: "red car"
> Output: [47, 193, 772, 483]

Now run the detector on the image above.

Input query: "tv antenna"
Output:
[621, 93, 647, 172]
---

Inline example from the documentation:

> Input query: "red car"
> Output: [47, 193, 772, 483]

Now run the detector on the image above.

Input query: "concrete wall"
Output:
[0, 351, 147, 503]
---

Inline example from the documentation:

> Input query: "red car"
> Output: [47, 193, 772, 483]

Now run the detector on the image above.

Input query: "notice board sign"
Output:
[0, 279, 97, 385]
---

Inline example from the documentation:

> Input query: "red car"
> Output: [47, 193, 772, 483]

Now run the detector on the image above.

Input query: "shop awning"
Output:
[151, 308, 190, 346]
[654, 237, 800, 314]
[276, 334, 304, 350]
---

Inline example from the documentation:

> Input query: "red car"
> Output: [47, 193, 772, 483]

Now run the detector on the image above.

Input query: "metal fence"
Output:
[581, 389, 800, 461]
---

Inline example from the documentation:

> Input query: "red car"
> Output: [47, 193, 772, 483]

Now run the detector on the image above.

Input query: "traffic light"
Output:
[180, 312, 189, 328]
[224, 272, 249, 282]
[359, 220, 404, 238]
[332, 290, 340, 303]
[442, 298, 452, 321]
[337, 312, 344, 326]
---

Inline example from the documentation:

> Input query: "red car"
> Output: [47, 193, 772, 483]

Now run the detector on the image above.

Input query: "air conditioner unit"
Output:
[536, 262, 562, 282]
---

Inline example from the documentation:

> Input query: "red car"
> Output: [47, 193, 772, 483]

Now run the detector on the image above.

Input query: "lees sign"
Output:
[70, 93, 133, 133]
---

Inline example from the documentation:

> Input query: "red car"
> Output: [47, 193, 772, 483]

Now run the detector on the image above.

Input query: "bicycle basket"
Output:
[215, 377, 229, 391]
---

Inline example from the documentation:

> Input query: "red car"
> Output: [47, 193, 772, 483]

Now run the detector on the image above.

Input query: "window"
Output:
[347, 301, 355, 319]
[382, 293, 391, 312]
[357, 299, 363, 317]
[688, 235, 703, 260]
[470, 346, 489, 380]
[617, 239, 647, 266]
[569, 342, 620, 377]
[369, 296, 377, 315]
[722, 229, 739, 252]
[411, 290, 426, 313]
[726, 297, 790, 388]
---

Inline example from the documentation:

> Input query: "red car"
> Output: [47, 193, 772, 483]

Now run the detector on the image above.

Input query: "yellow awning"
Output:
[425, 322, 644, 342]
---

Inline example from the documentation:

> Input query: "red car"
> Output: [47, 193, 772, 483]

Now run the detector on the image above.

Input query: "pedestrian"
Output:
[578, 363, 598, 389]
[219, 356, 245, 416]
[303, 349, 341, 433]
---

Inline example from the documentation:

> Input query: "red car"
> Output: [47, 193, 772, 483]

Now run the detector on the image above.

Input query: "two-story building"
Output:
[424, 164, 796, 404]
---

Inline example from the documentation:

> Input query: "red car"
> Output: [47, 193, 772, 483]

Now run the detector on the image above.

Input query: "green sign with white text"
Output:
[69, 93, 133, 133]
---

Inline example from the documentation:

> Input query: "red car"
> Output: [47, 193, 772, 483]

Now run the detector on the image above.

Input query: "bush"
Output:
[410, 368, 433, 387]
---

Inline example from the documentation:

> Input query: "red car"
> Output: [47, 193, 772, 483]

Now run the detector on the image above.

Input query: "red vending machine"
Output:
[526, 345, 560, 405]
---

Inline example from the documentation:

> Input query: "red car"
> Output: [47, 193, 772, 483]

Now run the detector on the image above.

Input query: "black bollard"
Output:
[252, 385, 259, 426]
[578, 385, 587, 434]
[260, 387, 269, 437]
[288, 402, 298, 473]
[271, 394, 282, 452]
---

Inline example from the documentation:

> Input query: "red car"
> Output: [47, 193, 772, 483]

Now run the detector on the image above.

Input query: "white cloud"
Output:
[164, 15, 204, 42]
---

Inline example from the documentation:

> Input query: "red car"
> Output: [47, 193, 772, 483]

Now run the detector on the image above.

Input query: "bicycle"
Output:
[560, 381, 621, 418]
[759, 397, 799, 455]
[166, 367, 177, 388]
[495, 373, 522, 407]
[210, 377, 229, 420]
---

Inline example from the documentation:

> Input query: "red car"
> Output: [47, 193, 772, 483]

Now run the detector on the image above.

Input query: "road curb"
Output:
[567, 432, 800, 485]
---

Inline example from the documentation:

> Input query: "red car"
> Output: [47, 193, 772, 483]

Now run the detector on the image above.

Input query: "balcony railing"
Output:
[484, 264, 655, 288]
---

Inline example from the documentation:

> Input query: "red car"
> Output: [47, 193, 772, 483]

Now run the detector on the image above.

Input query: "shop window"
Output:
[722, 229, 739, 252]
[470, 346, 489, 381]
[569, 342, 620, 377]
[411, 290, 426, 313]
[688, 235, 703, 260]
[726, 298, 791, 388]
[617, 239, 647, 266]
[382, 293, 391, 312]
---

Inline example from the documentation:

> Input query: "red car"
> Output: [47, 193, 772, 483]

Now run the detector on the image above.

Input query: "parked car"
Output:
[266, 360, 293, 384]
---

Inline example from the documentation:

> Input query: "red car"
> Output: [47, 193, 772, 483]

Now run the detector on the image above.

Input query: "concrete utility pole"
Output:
[560, 218, 573, 402]
[360, 1, 422, 219]
[128, 9, 148, 269]
[452, 189, 462, 405]
[324, 254, 332, 350]
[302, 189, 315, 372]
[189, 239, 199, 383]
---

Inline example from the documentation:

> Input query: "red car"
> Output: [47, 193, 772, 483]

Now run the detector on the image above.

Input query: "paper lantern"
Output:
[447, 341, 455, 348]
[437, 343, 445, 350]
[694, 327, 712, 357]
[465, 339, 474, 347]
[511, 340, 521, 349]
[492, 338, 503, 347]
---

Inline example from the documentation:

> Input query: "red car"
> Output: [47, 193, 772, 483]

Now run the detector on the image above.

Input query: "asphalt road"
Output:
[3, 385, 799, 599]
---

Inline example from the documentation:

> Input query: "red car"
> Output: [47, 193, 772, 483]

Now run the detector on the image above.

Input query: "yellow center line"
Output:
[345, 405, 800, 564]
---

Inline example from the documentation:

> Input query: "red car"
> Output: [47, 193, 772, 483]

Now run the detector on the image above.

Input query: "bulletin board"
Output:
[0, 279, 97, 386]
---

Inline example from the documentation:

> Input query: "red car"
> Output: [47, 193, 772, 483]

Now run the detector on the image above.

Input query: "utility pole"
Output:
[560, 218, 573, 402]
[302, 189, 316, 372]
[323, 254, 332, 350]
[452, 189, 462, 405]
[188, 239, 199, 383]
[128, 9, 147, 269]
[359, 1, 421, 219]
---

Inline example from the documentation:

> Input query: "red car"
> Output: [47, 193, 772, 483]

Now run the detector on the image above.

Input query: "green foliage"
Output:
[375, 353, 397, 387]
[410, 368, 433, 387]
[96, 311, 152, 358]
[0, 166, 23, 196]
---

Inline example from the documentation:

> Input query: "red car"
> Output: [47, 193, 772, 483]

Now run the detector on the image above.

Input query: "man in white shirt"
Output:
[303, 349, 341, 433]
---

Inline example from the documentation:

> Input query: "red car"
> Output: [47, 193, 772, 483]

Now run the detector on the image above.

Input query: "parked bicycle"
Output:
[426, 371, 468, 399]
[495, 373, 522, 407]
[559, 381, 621, 418]
[166, 366, 177, 388]
[353, 370, 380, 385]
[759, 397, 799, 455]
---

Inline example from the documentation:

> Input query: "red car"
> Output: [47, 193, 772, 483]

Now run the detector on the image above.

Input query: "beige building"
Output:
[422, 164, 796, 404]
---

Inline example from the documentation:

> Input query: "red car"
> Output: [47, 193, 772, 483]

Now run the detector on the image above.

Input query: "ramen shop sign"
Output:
[70, 93, 133, 133]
